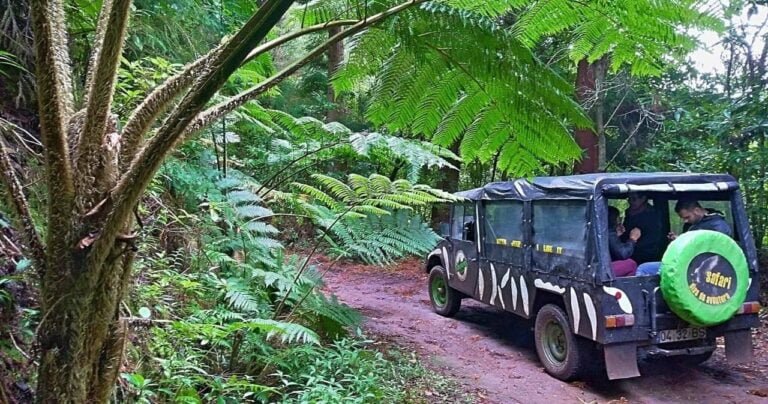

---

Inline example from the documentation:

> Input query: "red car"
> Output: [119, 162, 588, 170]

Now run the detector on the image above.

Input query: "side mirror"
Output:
[438, 222, 450, 238]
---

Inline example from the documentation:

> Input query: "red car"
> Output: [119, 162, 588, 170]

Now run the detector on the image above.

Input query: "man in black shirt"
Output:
[623, 193, 665, 264]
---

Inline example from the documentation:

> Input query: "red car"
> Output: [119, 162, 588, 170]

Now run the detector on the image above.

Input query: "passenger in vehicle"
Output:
[623, 192, 665, 264]
[608, 206, 642, 276]
[636, 199, 733, 276]
[668, 199, 733, 239]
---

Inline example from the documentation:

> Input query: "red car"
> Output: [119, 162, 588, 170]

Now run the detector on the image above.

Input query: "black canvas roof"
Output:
[455, 172, 738, 201]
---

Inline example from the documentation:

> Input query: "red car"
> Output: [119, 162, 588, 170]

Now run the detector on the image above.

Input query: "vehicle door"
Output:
[448, 202, 479, 296]
[531, 199, 590, 278]
[479, 200, 526, 309]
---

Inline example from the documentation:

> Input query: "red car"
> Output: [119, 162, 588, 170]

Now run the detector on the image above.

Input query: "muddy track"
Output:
[320, 257, 768, 404]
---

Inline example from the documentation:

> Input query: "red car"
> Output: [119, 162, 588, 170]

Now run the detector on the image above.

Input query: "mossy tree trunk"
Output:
[4, 0, 296, 401]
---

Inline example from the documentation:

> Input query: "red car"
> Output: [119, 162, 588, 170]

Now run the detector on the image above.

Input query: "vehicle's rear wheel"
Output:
[428, 265, 460, 317]
[534, 304, 591, 381]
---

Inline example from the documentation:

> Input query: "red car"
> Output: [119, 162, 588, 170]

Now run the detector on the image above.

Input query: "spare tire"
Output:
[660, 230, 748, 327]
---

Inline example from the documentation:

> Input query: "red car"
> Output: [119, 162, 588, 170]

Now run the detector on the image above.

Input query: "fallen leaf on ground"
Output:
[748, 388, 768, 397]
[570, 381, 587, 389]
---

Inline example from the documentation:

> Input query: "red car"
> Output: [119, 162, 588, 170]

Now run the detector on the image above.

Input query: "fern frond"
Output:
[292, 183, 343, 210]
[244, 221, 280, 235]
[229, 319, 319, 345]
[312, 174, 357, 204]
[235, 205, 274, 220]
[227, 190, 263, 205]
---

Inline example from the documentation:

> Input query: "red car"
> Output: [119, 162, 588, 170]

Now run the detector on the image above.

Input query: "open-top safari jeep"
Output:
[425, 173, 761, 380]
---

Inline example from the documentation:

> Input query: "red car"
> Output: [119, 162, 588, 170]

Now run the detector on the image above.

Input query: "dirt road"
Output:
[320, 257, 768, 404]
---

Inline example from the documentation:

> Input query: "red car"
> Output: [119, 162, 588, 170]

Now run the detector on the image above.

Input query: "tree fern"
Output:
[321, 208, 441, 265]
[336, 6, 589, 176]
[241, 104, 459, 182]
[510, 0, 720, 73]
[293, 174, 454, 264]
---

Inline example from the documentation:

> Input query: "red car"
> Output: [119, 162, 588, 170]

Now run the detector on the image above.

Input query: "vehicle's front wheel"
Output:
[428, 265, 461, 317]
[534, 304, 591, 381]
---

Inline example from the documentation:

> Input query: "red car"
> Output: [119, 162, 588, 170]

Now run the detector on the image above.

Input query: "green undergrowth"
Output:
[117, 154, 462, 402]
[122, 236, 465, 403]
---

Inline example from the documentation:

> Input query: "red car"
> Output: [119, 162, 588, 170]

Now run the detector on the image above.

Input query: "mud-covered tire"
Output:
[534, 304, 591, 381]
[660, 230, 749, 327]
[428, 266, 461, 317]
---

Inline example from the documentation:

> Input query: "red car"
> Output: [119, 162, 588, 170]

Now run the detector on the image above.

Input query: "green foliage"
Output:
[115, 56, 182, 115]
[296, 173, 459, 214]
[128, 155, 440, 401]
[232, 106, 460, 185]
[0, 50, 28, 77]
[335, 6, 590, 176]
[510, 0, 721, 75]
[321, 208, 441, 265]
[292, 173, 455, 263]
[273, 339, 470, 403]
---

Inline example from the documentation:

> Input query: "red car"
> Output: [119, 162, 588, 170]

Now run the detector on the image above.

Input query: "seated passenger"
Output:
[608, 206, 641, 277]
[672, 199, 733, 238]
[636, 199, 733, 276]
[623, 192, 665, 264]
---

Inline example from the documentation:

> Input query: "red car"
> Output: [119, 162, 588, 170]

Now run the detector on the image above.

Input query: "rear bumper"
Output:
[602, 313, 759, 345]
[643, 344, 715, 357]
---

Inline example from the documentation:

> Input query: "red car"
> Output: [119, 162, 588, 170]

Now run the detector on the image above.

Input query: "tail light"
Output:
[737, 301, 761, 315]
[605, 314, 635, 328]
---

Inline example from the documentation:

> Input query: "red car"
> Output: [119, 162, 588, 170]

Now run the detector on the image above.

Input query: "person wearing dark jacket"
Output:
[623, 193, 665, 264]
[608, 206, 641, 276]
[675, 200, 733, 237]
[636, 199, 733, 276]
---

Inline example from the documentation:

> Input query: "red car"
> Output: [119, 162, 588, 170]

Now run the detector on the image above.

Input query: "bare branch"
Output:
[119, 20, 357, 172]
[76, 0, 132, 188]
[29, 0, 76, 267]
[90, 0, 296, 271]
[244, 19, 358, 62]
[604, 88, 629, 129]
[185, 0, 426, 136]
[605, 112, 647, 170]
[256, 142, 344, 196]
[0, 123, 45, 269]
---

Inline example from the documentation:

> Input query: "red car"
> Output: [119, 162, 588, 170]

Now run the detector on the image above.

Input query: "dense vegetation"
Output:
[0, 0, 766, 402]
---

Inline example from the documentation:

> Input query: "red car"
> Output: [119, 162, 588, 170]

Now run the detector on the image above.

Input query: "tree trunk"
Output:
[594, 58, 607, 171]
[326, 26, 345, 122]
[37, 250, 134, 402]
[574, 59, 598, 174]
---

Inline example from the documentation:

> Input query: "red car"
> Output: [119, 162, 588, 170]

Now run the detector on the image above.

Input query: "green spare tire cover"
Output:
[660, 230, 748, 327]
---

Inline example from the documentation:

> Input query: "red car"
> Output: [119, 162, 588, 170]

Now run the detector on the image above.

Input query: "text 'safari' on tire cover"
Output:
[660, 230, 749, 327]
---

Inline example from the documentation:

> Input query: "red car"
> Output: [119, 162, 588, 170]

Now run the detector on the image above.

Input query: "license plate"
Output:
[658, 327, 706, 343]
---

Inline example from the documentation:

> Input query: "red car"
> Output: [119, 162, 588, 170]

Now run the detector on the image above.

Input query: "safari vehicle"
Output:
[425, 173, 761, 381]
